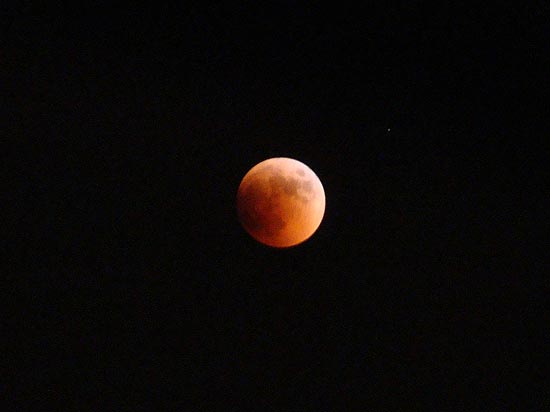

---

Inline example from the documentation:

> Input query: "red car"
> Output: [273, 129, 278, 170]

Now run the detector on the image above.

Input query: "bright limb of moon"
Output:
[236, 157, 325, 248]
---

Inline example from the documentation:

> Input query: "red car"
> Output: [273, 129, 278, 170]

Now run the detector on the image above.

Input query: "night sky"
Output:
[5, 2, 546, 410]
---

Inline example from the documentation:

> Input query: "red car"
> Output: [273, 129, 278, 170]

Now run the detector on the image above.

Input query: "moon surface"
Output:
[236, 157, 325, 248]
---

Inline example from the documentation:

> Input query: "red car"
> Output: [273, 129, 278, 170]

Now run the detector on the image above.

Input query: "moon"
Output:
[236, 157, 325, 248]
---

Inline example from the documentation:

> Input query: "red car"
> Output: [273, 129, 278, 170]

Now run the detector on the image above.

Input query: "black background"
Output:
[5, 2, 547, 410]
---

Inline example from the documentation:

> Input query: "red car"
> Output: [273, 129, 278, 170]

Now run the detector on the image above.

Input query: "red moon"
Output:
[236, 157, 325, 248]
